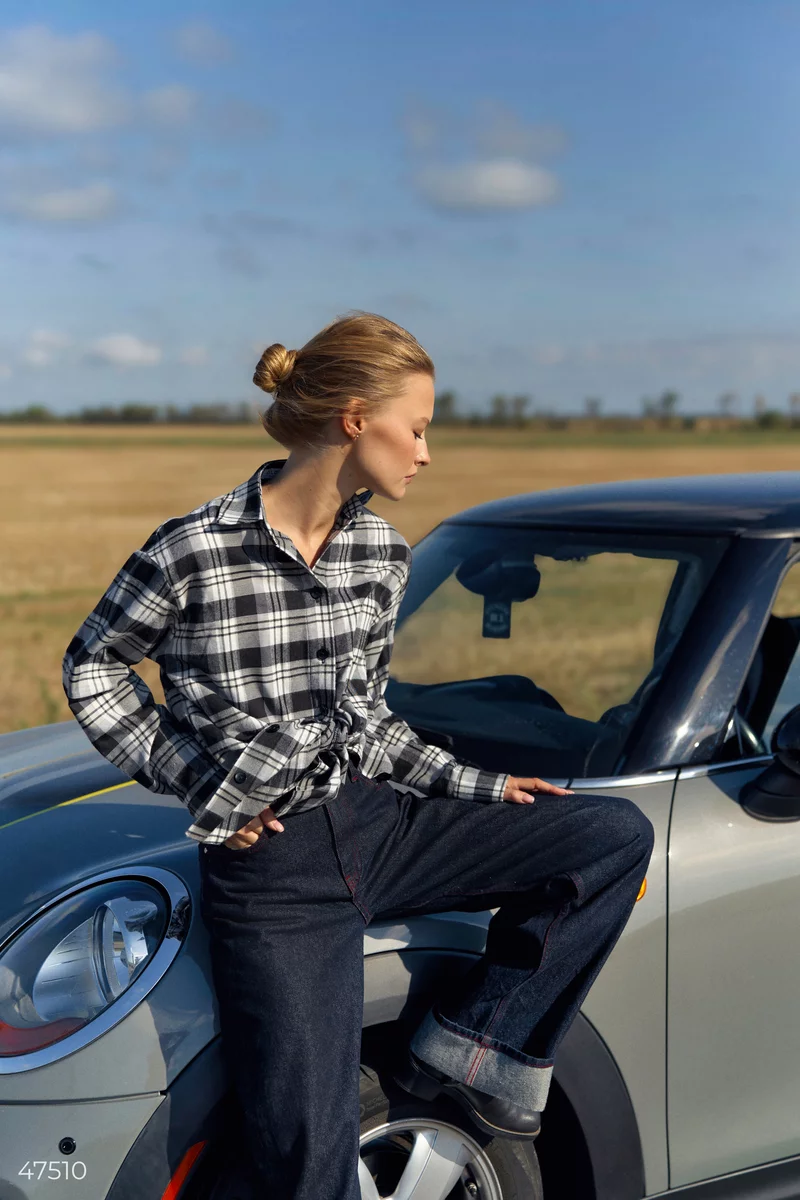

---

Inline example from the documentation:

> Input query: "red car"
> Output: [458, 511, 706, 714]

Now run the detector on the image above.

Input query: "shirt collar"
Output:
[214, 458, 374, 529]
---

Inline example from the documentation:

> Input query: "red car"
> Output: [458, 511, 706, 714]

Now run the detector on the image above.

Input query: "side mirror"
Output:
[740, 704, 800, 821]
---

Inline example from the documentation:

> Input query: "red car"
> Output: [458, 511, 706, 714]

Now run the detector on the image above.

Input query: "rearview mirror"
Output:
[455, 551, 542, 640]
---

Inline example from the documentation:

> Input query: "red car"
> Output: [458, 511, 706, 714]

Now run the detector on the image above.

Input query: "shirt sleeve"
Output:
[61, 545, 224, 817]
[363, 549, 510, 803]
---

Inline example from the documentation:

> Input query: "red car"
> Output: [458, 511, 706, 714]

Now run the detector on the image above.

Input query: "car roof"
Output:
[445, 471, 800, 536]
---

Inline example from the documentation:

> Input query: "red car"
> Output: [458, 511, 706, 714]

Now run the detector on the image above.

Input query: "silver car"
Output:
[2, 471, 799, 1200]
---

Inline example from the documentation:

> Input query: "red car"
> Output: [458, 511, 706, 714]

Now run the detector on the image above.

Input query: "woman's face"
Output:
[352, 371, 434, 501]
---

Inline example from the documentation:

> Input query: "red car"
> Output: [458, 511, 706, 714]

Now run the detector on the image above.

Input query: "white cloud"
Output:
[573, 334, 800, 376]
[502, 333, 800, 386]
[173, 21, 233, 65]
[85, 334, 162, 367]
[415, 159, 560, 211]
[0, 24, 201, 142]
[141, 84, 197, 126]
[21, 329, 71, 367]
[402, 99, 567, 213]
[0, 25, 128, 134]
[178, 344, 209, 366]
[473, 100, 568, 160]
[4, 180, 117, 221]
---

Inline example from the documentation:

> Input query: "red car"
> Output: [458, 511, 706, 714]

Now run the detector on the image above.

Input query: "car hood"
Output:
[0, 720, 196, 946]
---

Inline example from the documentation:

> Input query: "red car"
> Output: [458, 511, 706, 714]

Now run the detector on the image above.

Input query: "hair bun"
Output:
[253, 344, 297, 394]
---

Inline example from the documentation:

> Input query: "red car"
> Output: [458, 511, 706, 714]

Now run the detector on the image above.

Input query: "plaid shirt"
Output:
[62, 457, 510, 846]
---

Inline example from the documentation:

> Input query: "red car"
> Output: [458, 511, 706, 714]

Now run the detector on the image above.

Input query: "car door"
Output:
[564, 767, 675, 1197]
[667, 552, 800, 1187]
[389, 521, 734, 1198]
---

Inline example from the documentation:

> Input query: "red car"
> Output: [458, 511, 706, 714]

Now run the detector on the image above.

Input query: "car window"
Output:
[386, 526, 728, 780]
[735, 559, 800, 749]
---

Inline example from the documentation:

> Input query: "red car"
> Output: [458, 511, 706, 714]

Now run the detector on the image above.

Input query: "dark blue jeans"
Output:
[198, 765, 654, 1200]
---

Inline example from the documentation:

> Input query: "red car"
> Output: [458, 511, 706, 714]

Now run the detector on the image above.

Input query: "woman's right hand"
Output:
[224, 805, 285, 850]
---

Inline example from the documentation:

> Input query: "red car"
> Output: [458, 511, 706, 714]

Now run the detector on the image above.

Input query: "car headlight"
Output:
[0, 867, 190, 1069]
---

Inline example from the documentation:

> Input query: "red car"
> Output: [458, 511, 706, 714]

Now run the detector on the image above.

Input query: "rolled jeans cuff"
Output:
[408, 1006, 554, 1112]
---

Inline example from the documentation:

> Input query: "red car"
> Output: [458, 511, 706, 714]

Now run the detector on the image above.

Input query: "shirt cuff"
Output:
[442, 762, 510, 803]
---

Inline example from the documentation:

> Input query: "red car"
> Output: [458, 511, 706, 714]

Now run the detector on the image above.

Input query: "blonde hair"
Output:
[253, 309, 435, 450]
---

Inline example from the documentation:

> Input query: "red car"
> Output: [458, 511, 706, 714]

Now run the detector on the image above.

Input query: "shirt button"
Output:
[316, 647, 329, 660]
[233, 770, 246, 784]
[310, 586, 324, 600]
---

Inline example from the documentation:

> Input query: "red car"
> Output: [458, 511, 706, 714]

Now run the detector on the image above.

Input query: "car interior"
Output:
[387, 537, 724, 782]
[718, 611, 800, 761]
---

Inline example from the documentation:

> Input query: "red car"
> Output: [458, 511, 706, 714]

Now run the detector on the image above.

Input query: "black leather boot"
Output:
[392, 1047, 542, 1140]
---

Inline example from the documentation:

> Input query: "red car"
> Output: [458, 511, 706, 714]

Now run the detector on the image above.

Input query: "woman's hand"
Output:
[224, 805, 285, 849]
[502, 776, 574, 805]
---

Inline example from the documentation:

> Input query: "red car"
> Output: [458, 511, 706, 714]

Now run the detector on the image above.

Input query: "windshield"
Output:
[385, 524, 729, 780]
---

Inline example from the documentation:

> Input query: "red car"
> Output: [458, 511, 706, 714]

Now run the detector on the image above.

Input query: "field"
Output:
[2, 422, 800, 735]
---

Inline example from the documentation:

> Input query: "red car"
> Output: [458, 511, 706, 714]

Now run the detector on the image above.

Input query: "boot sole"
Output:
[392, 1055, 541, 1141]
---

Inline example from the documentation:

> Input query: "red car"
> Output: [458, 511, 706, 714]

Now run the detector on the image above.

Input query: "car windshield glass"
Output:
[386, 525, 729, 780]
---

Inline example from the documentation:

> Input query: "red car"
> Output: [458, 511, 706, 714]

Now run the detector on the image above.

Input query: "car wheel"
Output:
[359, 1063, 544, 1199]
[188, 1064, 544, 1200]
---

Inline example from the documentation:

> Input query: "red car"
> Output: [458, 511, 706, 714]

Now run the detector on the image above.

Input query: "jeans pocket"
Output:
[224, 831, 273, 853]
[206, 826, 275, 856]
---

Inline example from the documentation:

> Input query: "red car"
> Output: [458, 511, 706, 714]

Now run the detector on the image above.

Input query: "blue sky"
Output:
[1, 0, 799, 416]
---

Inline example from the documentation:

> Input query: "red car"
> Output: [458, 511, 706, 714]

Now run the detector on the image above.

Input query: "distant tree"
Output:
[754, 394, 767, 417]
[717, 391, 738, 417]
[657, 389, 680, 416]
[80, 405, 121, 422]
[509, 394, 530, 425]
[584, 397, 603, 418]
[434, 389, 458, 422]
[790, 393, 800, 426]
[186, 402, 238, 423]
[641, 396, 656, 417]
[119, 403, 159, 423]
[16, 404, 55, 422]
[489, 394, 509, 424]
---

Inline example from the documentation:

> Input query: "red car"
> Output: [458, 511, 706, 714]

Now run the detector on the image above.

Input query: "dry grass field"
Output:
[2, 422, 800, 734]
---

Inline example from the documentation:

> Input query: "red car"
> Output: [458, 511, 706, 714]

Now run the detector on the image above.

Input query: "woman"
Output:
[62, 310, 654, 1200]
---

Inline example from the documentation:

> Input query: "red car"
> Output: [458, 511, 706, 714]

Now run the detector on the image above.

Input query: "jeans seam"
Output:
[467, 992, 513, 1083]
[341, 783, 362, 884]
[341, 774, 371, 921]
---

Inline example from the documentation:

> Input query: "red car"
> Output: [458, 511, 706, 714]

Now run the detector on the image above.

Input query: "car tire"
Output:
[359, 1063, 544, 1199]
[189, 1063, 544, 1200]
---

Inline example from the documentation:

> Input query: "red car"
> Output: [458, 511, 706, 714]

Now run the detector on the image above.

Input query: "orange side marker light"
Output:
[161, 1140, 207, 1200]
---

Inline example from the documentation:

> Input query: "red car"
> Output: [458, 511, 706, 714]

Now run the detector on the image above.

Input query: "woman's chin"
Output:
[369, 480, 408, 502]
